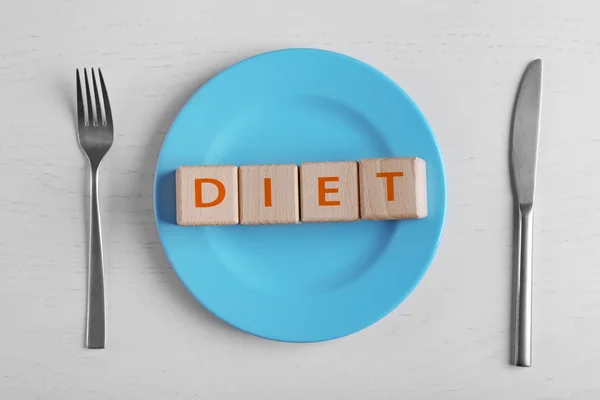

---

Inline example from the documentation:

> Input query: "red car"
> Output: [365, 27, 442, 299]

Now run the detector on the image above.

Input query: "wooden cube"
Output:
[239, 164, 299, 225]
[175, 165, 239, 226]
[299, 161, 359, 222]
[359, 157, 427, 220]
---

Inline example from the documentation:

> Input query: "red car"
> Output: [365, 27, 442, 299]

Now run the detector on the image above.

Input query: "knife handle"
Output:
[514, 203, 534, 367]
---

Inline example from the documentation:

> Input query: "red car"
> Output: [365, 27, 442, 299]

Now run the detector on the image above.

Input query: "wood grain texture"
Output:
[359, 157, 427, 220]
[176, 165, 238, 225]
[299, 161, 359, 222]
[2, 0, 600, 399]
[239, 164, 299, 225]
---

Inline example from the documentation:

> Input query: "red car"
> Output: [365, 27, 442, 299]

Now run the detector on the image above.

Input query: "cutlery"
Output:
[510, 59, 543, 367]
[76, 68, 113, 349]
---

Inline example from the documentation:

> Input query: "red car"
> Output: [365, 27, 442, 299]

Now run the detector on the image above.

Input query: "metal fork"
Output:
[76, 68, 113, 349]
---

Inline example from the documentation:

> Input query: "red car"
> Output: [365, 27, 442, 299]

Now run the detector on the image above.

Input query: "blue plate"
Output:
[154, 48, 447, 342]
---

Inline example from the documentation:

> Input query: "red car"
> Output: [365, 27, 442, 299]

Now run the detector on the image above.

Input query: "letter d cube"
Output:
[176, 165, 239, 226]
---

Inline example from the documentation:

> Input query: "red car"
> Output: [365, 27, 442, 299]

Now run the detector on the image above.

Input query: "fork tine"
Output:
[91, 68, 103, 126]
[84, 69, 94, 126]
[98, 69, 112, 127]
[76, 69, 85, 126]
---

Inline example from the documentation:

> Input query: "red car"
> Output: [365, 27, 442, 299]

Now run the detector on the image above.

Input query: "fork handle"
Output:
[86, 166, 106, 349]
[514, 203, 533, 367]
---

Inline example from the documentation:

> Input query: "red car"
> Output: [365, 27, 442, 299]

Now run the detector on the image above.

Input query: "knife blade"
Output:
[510, 59, 543, 367]
[511, 59, 543, 205]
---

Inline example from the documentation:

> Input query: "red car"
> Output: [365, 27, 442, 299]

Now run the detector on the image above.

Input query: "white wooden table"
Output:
[1, 1, 599, 398]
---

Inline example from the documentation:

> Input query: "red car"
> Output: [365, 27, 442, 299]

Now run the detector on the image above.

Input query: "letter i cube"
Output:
[359, 157, 427, 220]
[176, 165, 239, 226]
[239, 164, 300, 225]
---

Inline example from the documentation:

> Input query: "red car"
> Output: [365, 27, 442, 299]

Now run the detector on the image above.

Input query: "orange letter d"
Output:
[195, 178, 226, 207]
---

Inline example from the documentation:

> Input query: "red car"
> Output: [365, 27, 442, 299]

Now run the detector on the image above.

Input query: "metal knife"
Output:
[510, 59, 543, 367]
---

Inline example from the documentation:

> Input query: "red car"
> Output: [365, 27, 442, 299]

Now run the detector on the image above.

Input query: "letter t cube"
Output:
[359, 157, 427, 220]
[176, 165, 239, 226]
